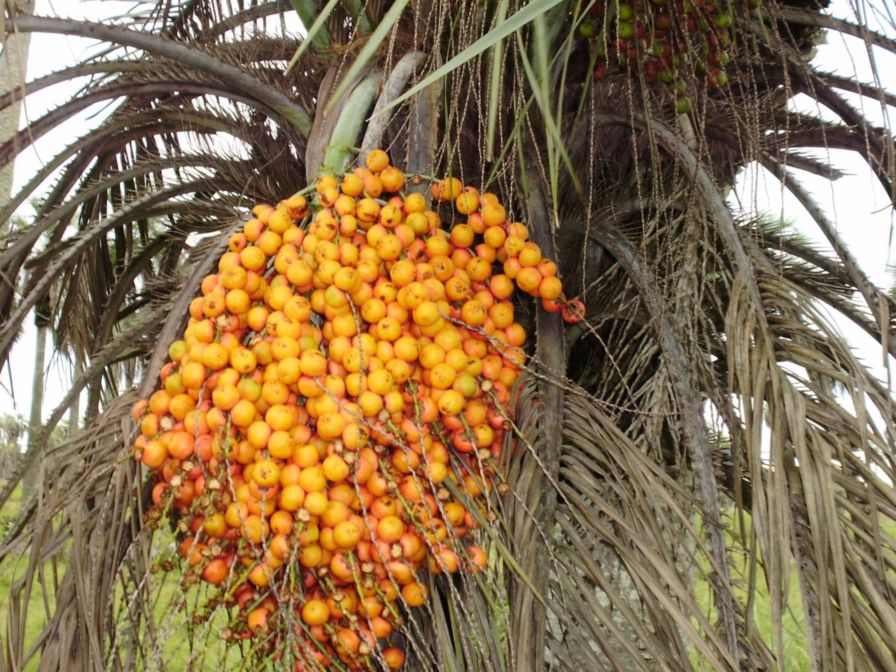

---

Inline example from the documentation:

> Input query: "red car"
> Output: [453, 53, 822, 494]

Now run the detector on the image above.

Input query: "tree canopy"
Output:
[1, 1, 895, 671]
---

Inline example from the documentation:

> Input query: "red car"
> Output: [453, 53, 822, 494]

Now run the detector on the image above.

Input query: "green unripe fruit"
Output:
[617, 21, 635, 40]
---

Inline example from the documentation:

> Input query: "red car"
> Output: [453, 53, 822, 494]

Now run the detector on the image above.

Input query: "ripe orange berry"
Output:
[412, 301, 440, 327]
[363, 173, 384, 198]
[400, 191, 424, 214]
[333, 520, 362, 549]
[434, 176, 462, 201]
[267, 206, 293, 234]
[518, 241, 543, 267]
[455, 187, 480, 215]
[380, 204, 403, 228]
[365, 149, 389, 173]
[380, 166, 405, 192]
[489, 302, 514, 329]
[355, 391, 381, 418]
[393, 336, 418, 362]
[507, 222, 529, 240]
[357, 198, 380, 223]
[368, 368, 395, 395]
[450, 222, 476, 248]
[201, 558, 229, 585]
[265, 429, 292, 458]
[481, 202, 506, 226]
[503, 235, 526, 258]
[201, 343, 229, 371]
[375, 316, 402, 342]
[246, 606, 269, 631]
[515, 267, 543, 294]
[224, 288, 250, 314]
[228, 232, 248, 252]
[390, 259, 416, 287]
[376, 515, 405, 543]
[244, 218, 265, 242]
[536, 257, 557, 276]
[286, 193, 307, 215]
[301, 599, 329, 626]
[247, 562, 273, 588]
[240, 246, 266, 271]
[419, 343, 445, 369]
[383, 647, 406, 669]
[300, 349, 327, 377]
[376, 234, 402, 261]
[341, 172, 364, 197]
[460, 300, 487, 327]
[466, 257, 492, 282]
[299, 466, 327, 493]
[278, 484, 305, 512]
[322, 454, 350, 482]
[437, 389, 465, 416]
[538, 274, 563, 300]
[483, 225, 507, 249]
[402, 581, 428, 607]
[220, 264, 247, 290]
[299, 544, 323, 568]
[140, 440, 167, 468]
[252, 460, 281, 488]
[504, 322, 527, 347]
[503, 256, 522, 280]
[429, 362, 456, 389]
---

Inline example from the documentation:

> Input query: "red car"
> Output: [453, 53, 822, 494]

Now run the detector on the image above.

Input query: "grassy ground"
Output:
[121, 526, 244, 671]
[692, 513, 896, 671]
[0, 486, 60, 672]
[692, 511, 811, 671]
[0, 488, 241, 671]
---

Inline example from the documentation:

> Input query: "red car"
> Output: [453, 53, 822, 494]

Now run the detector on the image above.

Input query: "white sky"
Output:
[1, 0, 895, 429]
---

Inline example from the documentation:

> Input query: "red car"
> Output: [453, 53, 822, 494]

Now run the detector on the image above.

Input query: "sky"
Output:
[1, 0, 895, 429]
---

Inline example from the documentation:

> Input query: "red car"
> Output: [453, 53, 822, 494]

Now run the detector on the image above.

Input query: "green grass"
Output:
[0, 486, 60, 672]
[119, 578, 245, 670]
[0, 488, 242, 671]
[692, 511, 811, 671]
[692, 512, 896, 671]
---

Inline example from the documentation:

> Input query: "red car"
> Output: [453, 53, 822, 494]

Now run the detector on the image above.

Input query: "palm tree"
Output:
[1, 1, 895, 670]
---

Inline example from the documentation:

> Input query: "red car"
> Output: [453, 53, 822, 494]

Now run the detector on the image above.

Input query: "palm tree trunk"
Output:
[0, 0, 34, 224]
[3, 0, 37, 483]
[68, 351, 82, 434]
[23, 298, 49, 495]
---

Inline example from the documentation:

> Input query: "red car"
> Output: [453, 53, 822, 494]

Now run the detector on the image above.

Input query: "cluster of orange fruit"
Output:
[132, 150, 580, 670]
